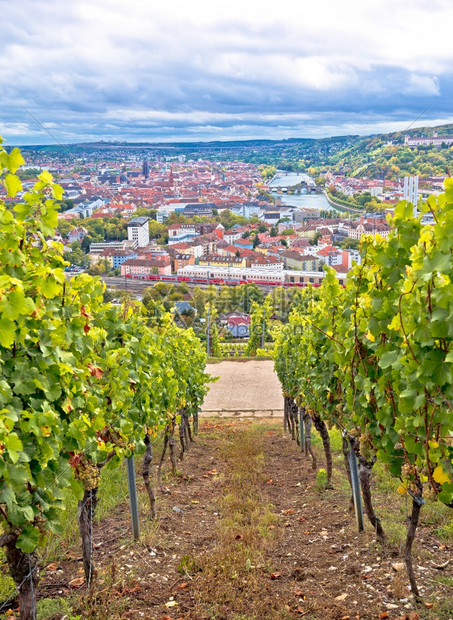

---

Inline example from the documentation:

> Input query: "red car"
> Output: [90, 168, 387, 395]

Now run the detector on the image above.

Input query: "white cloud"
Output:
[405, 74, 440, 96]
[1, 0, 452, 142]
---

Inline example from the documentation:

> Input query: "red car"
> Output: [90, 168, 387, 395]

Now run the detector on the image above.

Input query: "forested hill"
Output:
[233, 123, 453, 180]
[319, 123, 453, 180]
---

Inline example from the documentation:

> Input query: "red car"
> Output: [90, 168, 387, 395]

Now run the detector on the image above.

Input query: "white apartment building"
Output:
[127, 217, 150, 247]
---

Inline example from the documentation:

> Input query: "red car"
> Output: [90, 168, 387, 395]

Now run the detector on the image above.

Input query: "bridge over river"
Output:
[268, 171, 319, 193]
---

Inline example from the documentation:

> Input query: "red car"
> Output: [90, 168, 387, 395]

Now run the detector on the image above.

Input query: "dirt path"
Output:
[39, 420, 452, 620]
[202, 360, 284, 417]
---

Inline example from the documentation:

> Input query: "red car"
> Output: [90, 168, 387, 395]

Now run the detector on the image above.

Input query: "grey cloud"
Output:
[1, 0, 452, 144]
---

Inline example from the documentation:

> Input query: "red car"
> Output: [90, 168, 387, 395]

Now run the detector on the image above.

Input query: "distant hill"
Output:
[16, 123, 453, 180]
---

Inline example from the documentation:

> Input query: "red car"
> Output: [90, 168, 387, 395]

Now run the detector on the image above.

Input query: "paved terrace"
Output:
[201, 359, 283, 417]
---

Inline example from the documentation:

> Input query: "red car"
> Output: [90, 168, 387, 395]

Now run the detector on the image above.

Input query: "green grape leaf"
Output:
[7, 148, 25, 173]
[4, 173, 22, 198]
[4, 433, 24, 464]
[0, 318, 15, 347]
[16, 524, 40, 553]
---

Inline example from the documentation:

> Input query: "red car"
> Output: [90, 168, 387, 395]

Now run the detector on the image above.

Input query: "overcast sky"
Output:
[1, 0, 452, 145]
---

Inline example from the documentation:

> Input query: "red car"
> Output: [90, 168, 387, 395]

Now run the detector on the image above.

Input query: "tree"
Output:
[340, 238, 360, 250]
[246, 295, 273, 356]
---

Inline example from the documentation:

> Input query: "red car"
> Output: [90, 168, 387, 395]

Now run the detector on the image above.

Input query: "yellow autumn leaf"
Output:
[365, 331, 375, 342]
[419, 229, 433, 243]
[397, 485, 407, 495]
[387, 315, 401, 331]
[433, 466, 450, 485]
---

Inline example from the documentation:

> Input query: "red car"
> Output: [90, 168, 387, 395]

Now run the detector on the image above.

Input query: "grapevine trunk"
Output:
[405, 496, 422, 600]
[169, 418, 178, 473]
[342, 436, 354, 511]
[357, 457, 386, 544]
[142, 435, 156, 519]
[303, 412, 317, 470]
[312, 414, 332, 486]
[78, 488, 98, 585]
[4, 539, 38, 620]
[158, 425, 170, 493]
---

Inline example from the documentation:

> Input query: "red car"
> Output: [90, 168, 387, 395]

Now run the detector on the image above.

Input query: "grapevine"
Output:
[0, 141, 212, 619]
[273, 182, 453, 598]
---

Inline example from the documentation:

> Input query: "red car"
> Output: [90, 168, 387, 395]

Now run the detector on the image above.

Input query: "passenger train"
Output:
[124, 265, 347, 288]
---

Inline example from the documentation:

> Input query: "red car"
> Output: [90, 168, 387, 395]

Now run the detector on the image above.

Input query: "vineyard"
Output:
[1, 141, 453, 620]
[0, 142, 211, 619]
[273, 182, 453, 602]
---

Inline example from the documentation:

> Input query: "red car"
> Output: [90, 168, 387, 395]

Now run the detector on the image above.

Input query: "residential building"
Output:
[67, 226, 88, 243]
[404, 131, 453, 147]
[170, 253, 195, 273]
[121, 258, 171, 276]
[64, 198, 104, 219]
[233, 238, 254, 250]
[346, 222, 391, 240]
[220, 311, 251, 338]
[232, 202, 261, 219]
[100, 248, 138, 269]
[183, 203, 216, 217]
[282, 250, 324, 271]
[247, 255, 284, 270]
[127, 216, 150, 247]
[89, 239, 138, 256]
[199, 254, 248, 268]
[223, 229, 243, 244]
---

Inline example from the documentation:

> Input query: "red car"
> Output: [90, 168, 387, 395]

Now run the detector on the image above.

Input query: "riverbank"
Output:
[324, 189, 362, 214]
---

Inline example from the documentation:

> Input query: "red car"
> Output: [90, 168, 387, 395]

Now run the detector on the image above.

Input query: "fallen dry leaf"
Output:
[46, 562, 59, 572]
[69, 577, 85, 589]
[177, 582, 189, 589]
[379, 613, 389, 619]
[392, 562, 405, 572]
[283, 508, 295, 515]
[270, 572, 282, 580]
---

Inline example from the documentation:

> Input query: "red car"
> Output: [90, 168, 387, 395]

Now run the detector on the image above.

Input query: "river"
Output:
[268, 171, 333, 212]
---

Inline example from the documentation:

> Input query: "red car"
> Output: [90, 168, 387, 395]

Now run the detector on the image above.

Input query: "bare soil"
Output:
[38, 419, 453, 620]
